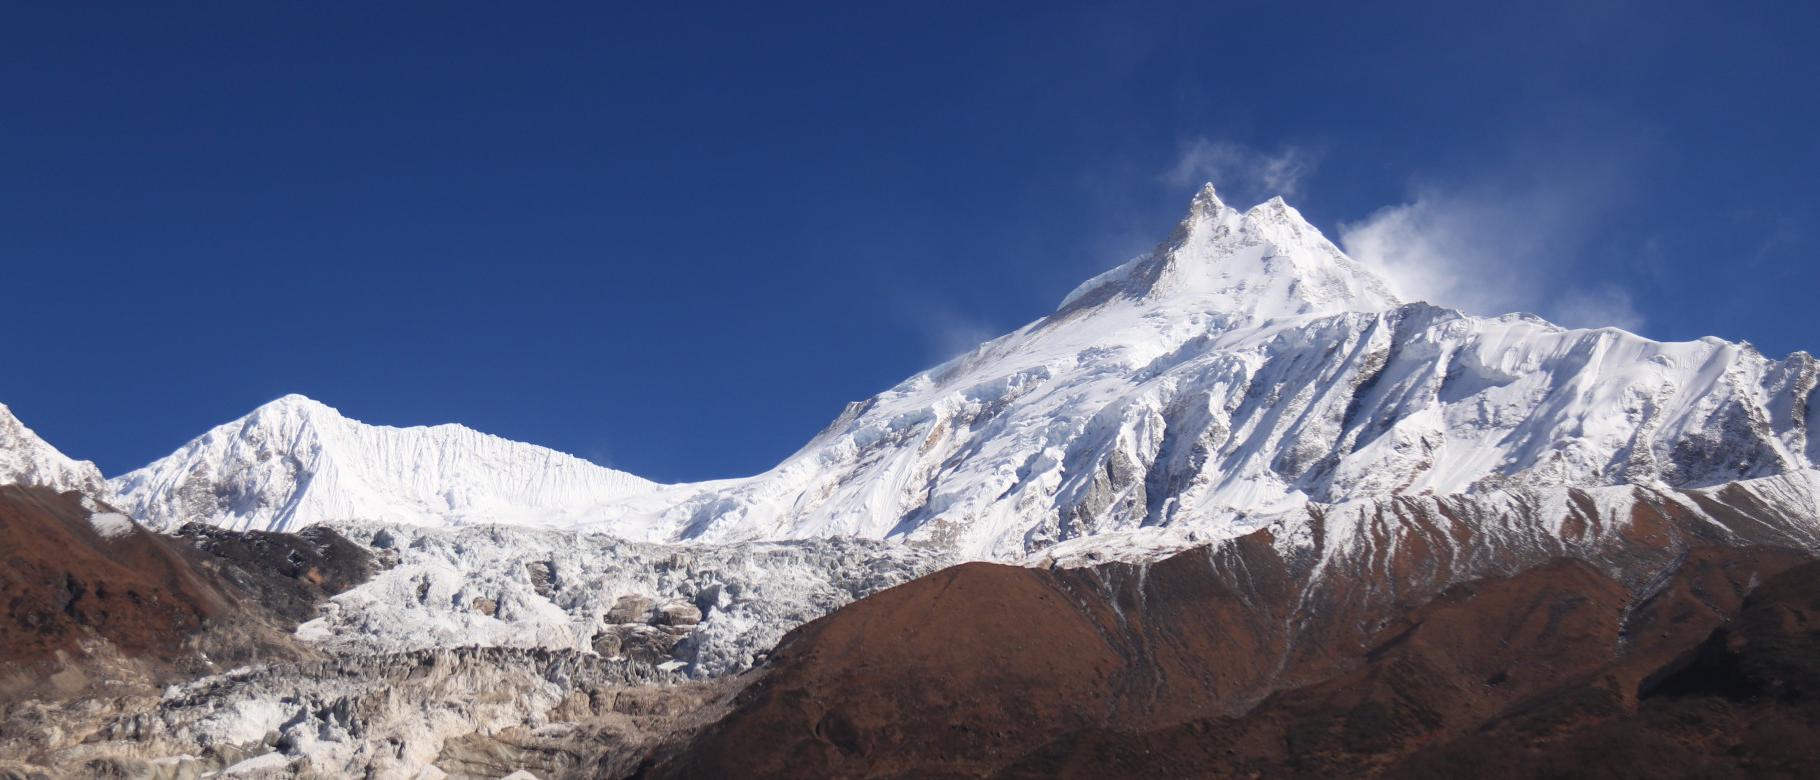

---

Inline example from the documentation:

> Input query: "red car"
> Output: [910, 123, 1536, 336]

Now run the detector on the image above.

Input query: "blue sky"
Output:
[4, 2, 1816, 482]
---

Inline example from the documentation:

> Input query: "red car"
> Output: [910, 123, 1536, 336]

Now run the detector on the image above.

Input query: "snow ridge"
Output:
[0, 402, 106, 496]
[110, 395, 658, 532]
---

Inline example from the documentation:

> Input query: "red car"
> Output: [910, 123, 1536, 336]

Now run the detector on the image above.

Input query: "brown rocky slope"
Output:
[641, 489, 1820, 779]
[0, 484, 373, 696]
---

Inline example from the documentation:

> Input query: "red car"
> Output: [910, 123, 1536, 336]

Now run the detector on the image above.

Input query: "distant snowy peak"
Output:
[0, 402, 106, 496]
[1059, 183, 1401, 321]
[110, 394, 659, 532]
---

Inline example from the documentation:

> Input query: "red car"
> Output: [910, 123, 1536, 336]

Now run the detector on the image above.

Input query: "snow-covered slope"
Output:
[110, 395, 658, 532]
[0, 402, 106, 496]
[105, 185, 1820, 564]
[622, 185, 1819, 559]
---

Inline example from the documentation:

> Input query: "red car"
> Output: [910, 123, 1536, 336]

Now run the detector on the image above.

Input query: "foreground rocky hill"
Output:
[989, 554, 1820, 779]
[647, 486, 1820, 779]
[0, 485, 376, 776]
[0, 485, 371, 688]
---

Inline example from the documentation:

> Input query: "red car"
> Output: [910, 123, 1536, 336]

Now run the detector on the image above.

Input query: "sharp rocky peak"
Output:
[1060, 183, 1402, 321]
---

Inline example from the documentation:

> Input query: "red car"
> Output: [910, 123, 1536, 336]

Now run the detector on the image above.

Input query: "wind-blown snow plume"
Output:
[1164, 138, 1316, 203]
[1338, 177, 1647, 332]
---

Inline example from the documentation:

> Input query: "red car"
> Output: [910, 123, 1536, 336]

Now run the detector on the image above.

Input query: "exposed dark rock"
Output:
[651, 602, 702, 627]
[593, 625, 692, 666]
[606, 594, 654, 624]
[527, 560, 559, 599]
[171, 522, 374, 623]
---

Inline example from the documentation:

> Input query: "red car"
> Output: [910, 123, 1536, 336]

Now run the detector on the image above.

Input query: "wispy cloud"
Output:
[1163, 138, 1316, 204]
[1338, 169, 1651, 334]
[913, 301, 1003, 363]
[1552, 285, 1646, 333]
[1338, 190, 1538, 318]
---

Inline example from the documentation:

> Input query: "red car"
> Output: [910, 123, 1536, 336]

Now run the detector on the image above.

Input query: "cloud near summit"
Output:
[1163, 138, 1316, 205]
[1156, 131, 1652, 335]
[1337, 182, 1646, 334]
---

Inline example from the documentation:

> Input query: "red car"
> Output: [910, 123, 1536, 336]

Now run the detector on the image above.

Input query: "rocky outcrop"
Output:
[605, 594, 655, 624]
[171, 522, 375, 624]
[653, 602, 702, 627]
[589, 597, 709, 668]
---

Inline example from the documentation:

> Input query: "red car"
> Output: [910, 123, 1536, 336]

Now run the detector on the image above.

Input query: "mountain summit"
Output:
[1059, 183, 1401, 321]
[626, 187, 1816, 558]
[0, 402, 106, 497]
[110, 394, 657, 532]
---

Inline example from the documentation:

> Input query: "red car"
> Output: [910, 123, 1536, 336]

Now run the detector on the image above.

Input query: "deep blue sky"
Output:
[4, 2, 1817, 482]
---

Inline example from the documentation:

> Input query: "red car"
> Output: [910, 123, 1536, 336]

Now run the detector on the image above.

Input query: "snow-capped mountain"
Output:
[110, 394, 658, 532]
[105, 185, 1820, 563]
[17, 185, 1820, 778]
[0, 402, 106, 496]
[627, 184, 1818, 558]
